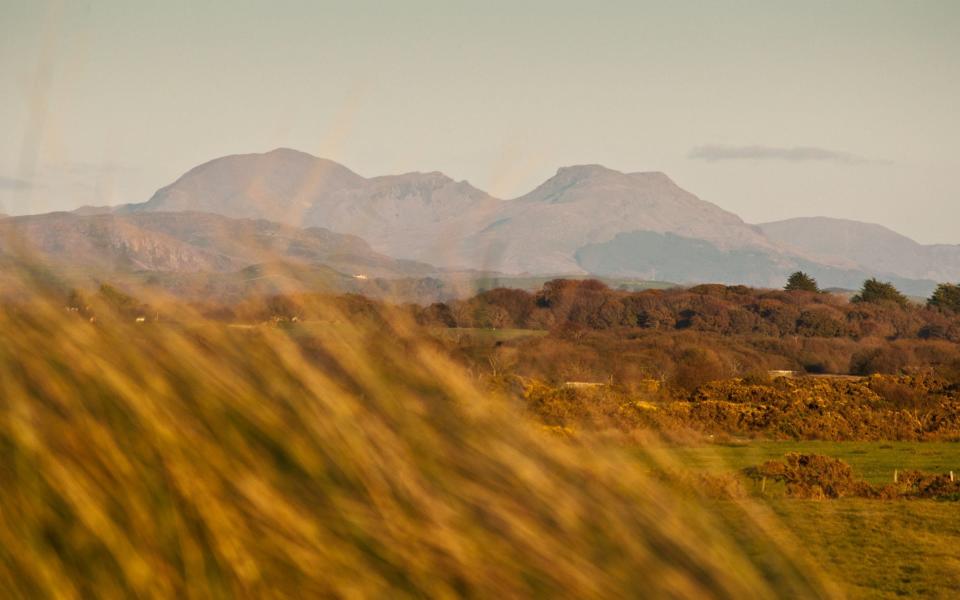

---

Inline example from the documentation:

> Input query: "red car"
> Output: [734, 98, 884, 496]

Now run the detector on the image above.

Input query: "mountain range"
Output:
[5, 148, 957, 298]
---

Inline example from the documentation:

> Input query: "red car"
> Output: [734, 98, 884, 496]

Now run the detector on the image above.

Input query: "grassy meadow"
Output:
[675, 441, 960, 598]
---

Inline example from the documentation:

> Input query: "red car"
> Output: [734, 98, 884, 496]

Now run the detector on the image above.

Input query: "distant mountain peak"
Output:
[555, 164, 616, 176]
[628, 171, 677, 187]
[545, 165, 680, 192]
[265, 147, 316, 158]
[381, 170, 454, 183]
[186, 148, 361, 177]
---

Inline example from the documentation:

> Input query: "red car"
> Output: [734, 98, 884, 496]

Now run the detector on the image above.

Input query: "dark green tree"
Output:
[851, 278, 909, 308]
[928, 283, 960, 313]
[784, 271, 820, 293]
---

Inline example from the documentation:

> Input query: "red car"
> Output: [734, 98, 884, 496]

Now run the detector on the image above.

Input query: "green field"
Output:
[670, 440, 960, 485]
[723, 499, 960, 599]
[665, 441, 960, 598]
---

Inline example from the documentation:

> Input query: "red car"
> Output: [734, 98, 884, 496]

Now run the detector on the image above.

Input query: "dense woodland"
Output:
[411, 278, 960, 389]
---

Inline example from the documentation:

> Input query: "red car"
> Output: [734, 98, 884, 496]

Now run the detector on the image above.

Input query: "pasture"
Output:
[671, 440, 960, 485]
[664, 441, 960, 598]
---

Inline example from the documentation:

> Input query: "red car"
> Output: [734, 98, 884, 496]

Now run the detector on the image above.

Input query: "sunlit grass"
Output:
[720, 499, 960, 599]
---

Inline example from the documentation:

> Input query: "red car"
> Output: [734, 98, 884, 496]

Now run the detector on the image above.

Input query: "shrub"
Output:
[671, 346, 727, 392]
[744, 455, 960, 500]
[850, 346, 912, 375]
[744, 454, 873, 499]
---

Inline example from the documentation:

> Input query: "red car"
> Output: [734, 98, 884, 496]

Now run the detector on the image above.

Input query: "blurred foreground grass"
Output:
[0, 289, 839, 598]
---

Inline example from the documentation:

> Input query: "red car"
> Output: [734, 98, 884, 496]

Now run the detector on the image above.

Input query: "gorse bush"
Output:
[523, 376, 960, 442]
[744, 454, 873, 499]
[0, 290, 835, 598]
[744, 454, 960, 500]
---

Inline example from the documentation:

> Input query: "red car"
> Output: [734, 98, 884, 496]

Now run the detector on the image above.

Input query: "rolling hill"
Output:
[574, 231, 934, 295]
[759, 217, 960, 283]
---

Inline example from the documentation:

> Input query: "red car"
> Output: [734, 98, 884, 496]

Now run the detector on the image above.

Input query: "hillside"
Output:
[0, 211, 437, 290]
[574, 231, 935, 294]
[759, 217, 960, 282]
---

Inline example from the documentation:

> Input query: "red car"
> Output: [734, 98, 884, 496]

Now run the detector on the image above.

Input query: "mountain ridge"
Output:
[123, 151, 783, 274]
[52, 148, 957, 295]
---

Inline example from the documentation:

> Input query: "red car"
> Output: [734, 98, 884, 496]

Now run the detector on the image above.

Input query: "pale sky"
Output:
[2, 0, 959, 243]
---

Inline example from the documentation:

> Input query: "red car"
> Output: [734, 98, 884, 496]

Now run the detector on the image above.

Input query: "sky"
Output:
[2, 0, 959, 243]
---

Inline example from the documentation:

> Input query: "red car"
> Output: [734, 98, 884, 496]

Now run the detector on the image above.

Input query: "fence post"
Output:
[894, 469, 898, 484]
[761, 477, 766, 494]
[951, 471, 955, 483]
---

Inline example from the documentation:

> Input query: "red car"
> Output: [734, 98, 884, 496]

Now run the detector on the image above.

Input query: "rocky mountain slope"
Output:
[0, 211, 433, 278]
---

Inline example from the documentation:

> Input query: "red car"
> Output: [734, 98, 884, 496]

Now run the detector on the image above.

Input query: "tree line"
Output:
[415, 275, 960, 342]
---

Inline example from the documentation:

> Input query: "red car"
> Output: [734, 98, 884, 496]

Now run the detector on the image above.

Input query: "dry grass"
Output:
[0, 285, 838, 598]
